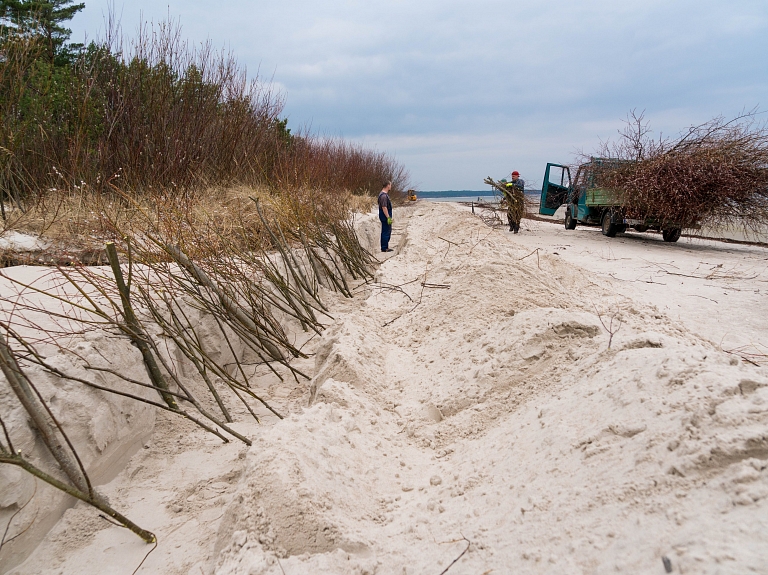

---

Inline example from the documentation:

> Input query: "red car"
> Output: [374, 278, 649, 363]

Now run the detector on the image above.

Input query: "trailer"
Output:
[539, 159, 694, 242]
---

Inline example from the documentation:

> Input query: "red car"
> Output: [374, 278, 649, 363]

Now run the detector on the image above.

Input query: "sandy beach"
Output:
[3, 201, 767, 575]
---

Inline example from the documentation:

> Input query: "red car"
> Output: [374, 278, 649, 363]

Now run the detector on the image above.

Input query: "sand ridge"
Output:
[213, 203, 767, 574]
[5, 202, 768, 574]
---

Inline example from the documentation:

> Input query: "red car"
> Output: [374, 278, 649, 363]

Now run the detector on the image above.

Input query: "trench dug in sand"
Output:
[6, 202, 768, 574]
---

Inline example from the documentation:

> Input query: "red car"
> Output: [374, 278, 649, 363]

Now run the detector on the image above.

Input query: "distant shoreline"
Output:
[418, 190, 540, 202]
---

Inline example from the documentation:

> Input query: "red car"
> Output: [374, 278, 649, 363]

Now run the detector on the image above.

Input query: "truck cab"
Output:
[539, 163, 571, 215]
[539, 158, 686, 242]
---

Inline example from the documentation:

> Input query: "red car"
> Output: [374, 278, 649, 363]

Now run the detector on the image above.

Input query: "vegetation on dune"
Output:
[0, 3, 409, 217]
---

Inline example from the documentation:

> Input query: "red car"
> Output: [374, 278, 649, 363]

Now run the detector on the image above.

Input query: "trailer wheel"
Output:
[601, 211, 618, 237]
[662, 228, 681, 242]
[564, 209, 577, 230]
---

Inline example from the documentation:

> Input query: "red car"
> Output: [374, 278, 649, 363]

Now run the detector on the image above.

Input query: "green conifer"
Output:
[0, 0, 85, 64]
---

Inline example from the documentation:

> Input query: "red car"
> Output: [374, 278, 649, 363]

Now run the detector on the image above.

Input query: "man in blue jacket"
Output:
[378, 181, 393, 252]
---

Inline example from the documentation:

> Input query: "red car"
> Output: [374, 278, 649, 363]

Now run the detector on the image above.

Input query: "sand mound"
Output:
[211, 203, 767, 574]
[4, 202, 766, 574]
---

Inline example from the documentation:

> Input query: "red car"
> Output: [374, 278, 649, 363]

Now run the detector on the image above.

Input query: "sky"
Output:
[70, 1, 768, 190]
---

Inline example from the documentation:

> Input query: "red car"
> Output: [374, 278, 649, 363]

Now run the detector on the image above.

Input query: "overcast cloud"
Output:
[71, 1, 768, 190]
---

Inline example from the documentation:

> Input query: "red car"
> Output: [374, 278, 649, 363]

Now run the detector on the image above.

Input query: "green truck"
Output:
[539, 158, 693, 242]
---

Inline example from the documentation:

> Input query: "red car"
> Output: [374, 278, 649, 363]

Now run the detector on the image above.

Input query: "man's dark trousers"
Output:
[380, 216, 392, 251]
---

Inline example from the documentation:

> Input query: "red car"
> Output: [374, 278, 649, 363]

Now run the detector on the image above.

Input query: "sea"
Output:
[418, 190, 541, 203]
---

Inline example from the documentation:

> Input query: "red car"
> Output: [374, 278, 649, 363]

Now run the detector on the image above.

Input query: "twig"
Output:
[519, 248, 541, 269]
[721, 347, 762, 367]
[0, 451, 155, 543]
[0, 481, 36, 552]
[382, 265, 430, 327]
[593, 304, 623, 349]
[105, 242, 178, 409]
[689, 294, 719, 303]
[131, 539, 159, 575]
[438, 536, 471, 575]
[372, 282, 415, 302]
[468, 230, 494, 254]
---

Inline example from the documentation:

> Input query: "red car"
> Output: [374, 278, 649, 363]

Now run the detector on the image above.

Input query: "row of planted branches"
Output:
[587, 110, 768, 232]
[0, 188, 376, 546]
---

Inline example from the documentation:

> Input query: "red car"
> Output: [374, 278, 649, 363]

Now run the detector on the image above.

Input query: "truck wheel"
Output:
[564, 209, 576, 230]
[662, 228, 681, 242]
[601, 211, 618, 237]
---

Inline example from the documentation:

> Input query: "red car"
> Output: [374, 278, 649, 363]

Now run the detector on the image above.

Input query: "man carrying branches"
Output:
[503, 170, 525, 233]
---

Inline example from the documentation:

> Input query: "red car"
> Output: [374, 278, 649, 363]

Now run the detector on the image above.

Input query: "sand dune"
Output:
[4, 202, 767, 574]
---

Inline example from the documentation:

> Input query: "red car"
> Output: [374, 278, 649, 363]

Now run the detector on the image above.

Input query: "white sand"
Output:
[3, 202, 767, 574]
[0, 231, 50, 252]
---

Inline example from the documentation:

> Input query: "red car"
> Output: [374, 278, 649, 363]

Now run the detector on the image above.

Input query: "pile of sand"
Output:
[3, 202, 767, 574]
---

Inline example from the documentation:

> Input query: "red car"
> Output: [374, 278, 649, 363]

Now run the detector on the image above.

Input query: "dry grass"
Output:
[346, 193, 377, 214]
[0, 184, 308, 250]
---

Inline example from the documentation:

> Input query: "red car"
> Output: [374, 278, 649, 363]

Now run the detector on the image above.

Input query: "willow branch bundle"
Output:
[483, 177, 509, 197]
[593, 111, 768, 232]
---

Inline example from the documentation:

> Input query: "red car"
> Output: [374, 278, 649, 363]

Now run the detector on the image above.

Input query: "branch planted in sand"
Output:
[0, 333, 92, 497]
[106, 242, 178, 409]
[164, 242, 287, 363]
[593, 304, 623, 349]
[0, 447, 155, 544]
[519, 247, 541, 269]
[3, 322, 242, 444]
[0, 343, 156, 544]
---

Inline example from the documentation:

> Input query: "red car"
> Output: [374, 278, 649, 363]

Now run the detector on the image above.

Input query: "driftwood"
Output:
[0, 248, 107, 268]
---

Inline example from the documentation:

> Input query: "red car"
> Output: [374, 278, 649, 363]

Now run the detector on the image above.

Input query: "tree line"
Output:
[0, 1, 409, 212]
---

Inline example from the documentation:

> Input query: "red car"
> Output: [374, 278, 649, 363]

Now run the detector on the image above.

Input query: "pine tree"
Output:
[0, 0, 85, 64]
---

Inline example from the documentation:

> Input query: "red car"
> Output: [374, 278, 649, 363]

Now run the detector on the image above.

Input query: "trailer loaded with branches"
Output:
[539, 111, 768, 242]
[540, 158, 696, 242]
